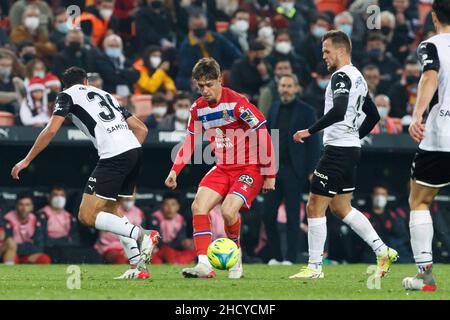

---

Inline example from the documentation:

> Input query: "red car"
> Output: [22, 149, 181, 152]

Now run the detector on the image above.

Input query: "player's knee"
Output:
[78, 206, 95, 226]
[191, 200, 203, 215]
[220, 203, 237, 224]
[306, 200, 320, 217]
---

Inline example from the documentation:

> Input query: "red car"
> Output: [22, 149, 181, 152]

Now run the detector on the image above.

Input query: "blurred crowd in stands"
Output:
[0, 0, 439, 135]
[2, 0, 449, 265]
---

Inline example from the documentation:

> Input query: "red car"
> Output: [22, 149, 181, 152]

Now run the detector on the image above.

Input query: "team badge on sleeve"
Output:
[239, 108, 259, 127]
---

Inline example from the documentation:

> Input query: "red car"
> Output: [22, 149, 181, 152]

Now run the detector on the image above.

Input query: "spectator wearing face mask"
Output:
[144, 93, 169, 129]
[230, 40, 270, 102]
[77, 0, 119, 47]
[266, 29, 311, 88]
[94, 196, 145, 264]
[298, 13, 333, 72]
[133, 45, 176, 98]
[387, 58, 421, 125]
[363, 64, 382, 99]
[370, 95, 402, 135]
[3, 192, 51, 264]
[258, 58, 293, 117]
[51, 29, 95, 80]
[0, 53, 21, 116]
[49, 8, 70, 51]
[19, 77, 50, 127]
[223, 9, 250, 53]
[37, 186, 80, 263]
[380, 10, 415, 65]
[358, 184, 412, 263]
[241, 0, 277, 33]
[10, 4, 57, 66]
[176, 11, 241, 91]
[302, 62, 331, 118]
[93, 34, 139, 97]
[150, 193, 196, 265]
[9, 0, 54, 33]
[256, 19, 275, 55]
[136, 0, 176, 52]
[24, 59, 61, 93]
[16, 41, 38, 66]
[158, 92, 191, 131]
[274, 0, 311, 47]
[361, 32, 403, 94]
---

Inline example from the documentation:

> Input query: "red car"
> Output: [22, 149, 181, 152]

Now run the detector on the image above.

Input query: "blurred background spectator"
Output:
[150, 193, 196, 265]
[144, 92, 169, 129]
[157, 91, 191, 131]
[3, 192, 51, 264]
[19, 77, 50, 127]
[371, 94, 403, 135]
[0, 220, 17, 265]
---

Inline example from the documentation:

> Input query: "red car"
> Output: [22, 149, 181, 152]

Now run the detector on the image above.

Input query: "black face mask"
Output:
[253, 57, 262, 65]
[381, 26, 391, 36]
[406, 75, 419, 86]
[193, 28, 207, 39]
[22, 53, 36, 63]
[151, 0, 163, 10]
[257, 0, 269, 7]
[67, 42, 81, 52]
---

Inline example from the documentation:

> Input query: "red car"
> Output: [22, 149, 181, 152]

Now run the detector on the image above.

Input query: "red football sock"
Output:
[225, 216, 241, 248]
[35, 254, 52, 264]
[193, 214, 212, 255]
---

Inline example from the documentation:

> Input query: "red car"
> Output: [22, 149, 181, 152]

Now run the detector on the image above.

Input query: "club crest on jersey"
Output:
[222, 109, 233, 122]
[239, 108, 259, 127]
[238, 174, 254, 186]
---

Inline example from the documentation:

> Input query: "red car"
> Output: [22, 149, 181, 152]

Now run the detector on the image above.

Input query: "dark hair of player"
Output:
[16, 191, 34, 204]
[433, 0, 450, 25]
[323, 30, 352, 53]
[192, 58, 221, 82]
[61, 67, 87, 88]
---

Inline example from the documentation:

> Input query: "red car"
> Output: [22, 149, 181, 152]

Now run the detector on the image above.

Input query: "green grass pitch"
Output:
[0, 264, 449, 300]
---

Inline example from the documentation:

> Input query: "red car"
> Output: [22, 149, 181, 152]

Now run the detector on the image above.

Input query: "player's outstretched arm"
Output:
[11, 115, 65, 180]
[126, 115, 149, 145]
[409, 70, 438, 143]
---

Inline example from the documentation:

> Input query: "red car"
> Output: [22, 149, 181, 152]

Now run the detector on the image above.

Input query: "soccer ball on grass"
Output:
[207, 238, 239, 270]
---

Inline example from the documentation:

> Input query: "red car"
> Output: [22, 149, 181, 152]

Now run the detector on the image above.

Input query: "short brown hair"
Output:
[323, 30, 352, 53]
[192, 58, 221, 81]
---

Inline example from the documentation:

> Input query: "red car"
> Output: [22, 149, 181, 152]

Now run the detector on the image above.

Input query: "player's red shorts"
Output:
[199, 165, 264, 210]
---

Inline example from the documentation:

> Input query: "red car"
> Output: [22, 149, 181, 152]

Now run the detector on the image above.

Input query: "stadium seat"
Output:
[0, 111, 15, 126]
[130, 94, 153, 121]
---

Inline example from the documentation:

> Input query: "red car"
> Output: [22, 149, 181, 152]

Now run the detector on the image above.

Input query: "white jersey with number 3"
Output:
[323, 64, 368, 148]
[53, 85, 140, 159]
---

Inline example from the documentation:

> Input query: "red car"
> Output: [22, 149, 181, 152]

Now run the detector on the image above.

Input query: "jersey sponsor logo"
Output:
[239, 108, 259, 127]
[238, 174, 254, 186]
[314, 170, 328, 181]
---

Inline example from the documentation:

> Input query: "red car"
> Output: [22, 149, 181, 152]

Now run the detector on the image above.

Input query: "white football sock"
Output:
[307, 217, 327, 270]
[198, 254, 213, 268]
[95, 211, 140, 241]
[342, 208, 387, 256]
[119, 217, 141, 265]
[409, 210, 433, 272]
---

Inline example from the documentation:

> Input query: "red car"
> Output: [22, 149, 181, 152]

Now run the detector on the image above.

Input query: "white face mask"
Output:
[33, 71, 46, 78]
[258, 26, 273, 39]
[372, 195, 387, 209]
[150, 56, 162, 69]
[121, 200, 135, 211]
[275, 41, 292, 54]
[153, 106, 167, 117]
[281, 2, 295, 12]
[175, 108, 190, 121]
[25, 16, 40, 30]
[100, 9, 113, 20]
[232, 20, 249, 33]
[51, 196, 66, 209]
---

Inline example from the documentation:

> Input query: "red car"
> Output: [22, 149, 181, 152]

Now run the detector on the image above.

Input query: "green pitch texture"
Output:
[0, 264, 449, 300]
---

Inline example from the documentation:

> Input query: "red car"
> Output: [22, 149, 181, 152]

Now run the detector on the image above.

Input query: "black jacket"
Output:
[52, 47, 95, 80]
[135, 6, 175, 51]
[93, 51, 140, 94]
[267, 98, 321, 179]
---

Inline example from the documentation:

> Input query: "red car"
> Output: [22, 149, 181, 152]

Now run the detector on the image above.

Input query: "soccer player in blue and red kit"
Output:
[165, 58, 277, 279]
